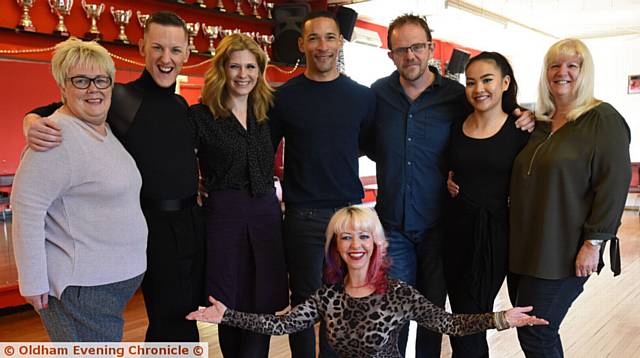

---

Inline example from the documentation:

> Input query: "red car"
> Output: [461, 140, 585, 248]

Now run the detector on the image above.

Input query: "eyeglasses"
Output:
[390, 42, 432, 56]
[66, 75, 112, 89]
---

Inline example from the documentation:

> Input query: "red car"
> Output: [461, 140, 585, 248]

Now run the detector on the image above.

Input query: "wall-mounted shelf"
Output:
[157, 0, 275, 25]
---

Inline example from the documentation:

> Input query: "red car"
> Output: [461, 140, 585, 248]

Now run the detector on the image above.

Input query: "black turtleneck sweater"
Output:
[30, 70, 198, 201]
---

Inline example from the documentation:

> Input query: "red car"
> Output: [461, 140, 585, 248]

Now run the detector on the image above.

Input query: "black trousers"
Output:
[508, 273, 589, 358]
[283, 207, 339, 358]
[141, 205, 205, 342]
[219, 326, 271, 358]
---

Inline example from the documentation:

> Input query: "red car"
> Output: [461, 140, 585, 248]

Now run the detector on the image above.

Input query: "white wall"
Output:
[343, 41, 396, 177]
[585, 35, 640, 161]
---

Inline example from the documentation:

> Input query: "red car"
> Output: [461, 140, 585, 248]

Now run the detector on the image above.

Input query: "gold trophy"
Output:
[193, 0, 206, 8]
[201, 24, 220, 56]
[247, 0, 262, 19]
[81, 0, 104, 40]
[16, 0, 37, 32]
[49, 0, 73, 37]
[233, 0, 244, 15]
[110, 6, 132, 43]
[136, 11, 150, 30]
[214, 0, 226, 12]
[186, 22, 201, 54]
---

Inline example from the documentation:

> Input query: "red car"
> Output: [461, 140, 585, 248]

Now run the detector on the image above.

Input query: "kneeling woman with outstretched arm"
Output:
[187, 206, 548, 357]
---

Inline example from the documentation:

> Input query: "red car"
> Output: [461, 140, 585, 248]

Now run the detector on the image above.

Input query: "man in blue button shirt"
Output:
[363, 14, 533, 357]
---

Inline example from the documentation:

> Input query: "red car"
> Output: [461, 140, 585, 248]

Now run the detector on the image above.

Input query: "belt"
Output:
[141, 194, 197, 212]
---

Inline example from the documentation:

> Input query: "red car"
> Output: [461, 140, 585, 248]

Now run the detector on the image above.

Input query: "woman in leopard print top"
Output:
[188, 206, 547, 357]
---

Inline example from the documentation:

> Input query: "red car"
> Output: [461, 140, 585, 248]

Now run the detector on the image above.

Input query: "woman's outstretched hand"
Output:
[186, 296, 227, 324]
[505, 306, 549, 328]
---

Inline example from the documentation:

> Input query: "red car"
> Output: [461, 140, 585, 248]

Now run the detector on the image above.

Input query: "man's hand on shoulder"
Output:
[513, 108, 536, 133]
[23, 113, 62, 152]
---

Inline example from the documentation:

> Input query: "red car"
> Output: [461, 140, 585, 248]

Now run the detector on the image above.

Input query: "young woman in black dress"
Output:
[444, 52, 530, 358]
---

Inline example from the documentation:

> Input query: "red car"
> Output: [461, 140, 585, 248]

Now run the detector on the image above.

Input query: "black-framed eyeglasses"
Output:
[66, 75, 112, 89]
[390, 42, 432, 56]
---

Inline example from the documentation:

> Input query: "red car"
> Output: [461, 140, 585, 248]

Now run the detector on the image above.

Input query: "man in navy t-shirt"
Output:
[268, 10, 375, 358]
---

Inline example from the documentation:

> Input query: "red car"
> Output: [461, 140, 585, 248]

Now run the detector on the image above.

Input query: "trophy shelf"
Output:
[156, 0, 275, 25]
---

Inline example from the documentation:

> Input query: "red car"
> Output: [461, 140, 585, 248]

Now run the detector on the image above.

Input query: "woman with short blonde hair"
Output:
[12, 37, 146, 342]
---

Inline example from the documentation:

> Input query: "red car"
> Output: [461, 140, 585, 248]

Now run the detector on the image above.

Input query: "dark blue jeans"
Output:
[386, 226, 447, 357]
[283, 207, 339, 358]
[507, 273, 589, 358]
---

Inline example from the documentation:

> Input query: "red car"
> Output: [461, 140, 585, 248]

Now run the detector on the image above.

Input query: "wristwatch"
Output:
[586, 240, 603, 246]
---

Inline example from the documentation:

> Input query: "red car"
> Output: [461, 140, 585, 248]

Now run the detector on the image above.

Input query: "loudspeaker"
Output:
[272, 3, 310, 65]
[446, 48, 471, 74]
[334, 6, 358, 41]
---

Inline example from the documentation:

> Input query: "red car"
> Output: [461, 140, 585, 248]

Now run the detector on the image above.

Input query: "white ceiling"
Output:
[347, 0, 640, 39]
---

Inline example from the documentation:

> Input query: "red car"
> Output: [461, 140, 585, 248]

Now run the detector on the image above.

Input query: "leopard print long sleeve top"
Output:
[222, 279, 496, 357]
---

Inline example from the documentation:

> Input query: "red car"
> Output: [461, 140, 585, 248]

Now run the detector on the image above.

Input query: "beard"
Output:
[399, 61, 428, 82]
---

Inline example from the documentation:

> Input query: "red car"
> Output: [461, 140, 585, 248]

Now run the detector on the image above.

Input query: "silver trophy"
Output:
[136, 11, 149, 30]
[247, 0, 262, 19]
[220, 28, 234, 38]
[81, 0, 104, 40]
[233, 0, 244, 15]
[186, 22, 201, 54]
[259, 34, 273, 59]
[214, 0, 226, 12]
[264, 2, 273, 20]
[193, 0, 206, 8]
[202, 24, 220, 56]
[220, 28, 241, 38]
[242, 31, 256, 40]
[110, 6, 132, 43]
[49, 0, 73, 37]
[16, 0, 37, 32]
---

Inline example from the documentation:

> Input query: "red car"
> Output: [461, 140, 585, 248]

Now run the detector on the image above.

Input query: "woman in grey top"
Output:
[509, 38, 631, 357]
[11, 38, 147, 342]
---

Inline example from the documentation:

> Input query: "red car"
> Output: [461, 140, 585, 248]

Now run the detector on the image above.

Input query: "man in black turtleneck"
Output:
[23, 12, 204, 342]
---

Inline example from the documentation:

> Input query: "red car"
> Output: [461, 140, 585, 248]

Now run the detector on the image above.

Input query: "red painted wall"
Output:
[0, 0, 308, 175]
[355, 19, 389, 49]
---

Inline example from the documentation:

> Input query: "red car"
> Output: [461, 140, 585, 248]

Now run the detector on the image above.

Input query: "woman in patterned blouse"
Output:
[189, 33, 288, 357]
[188, 206, 547, 357]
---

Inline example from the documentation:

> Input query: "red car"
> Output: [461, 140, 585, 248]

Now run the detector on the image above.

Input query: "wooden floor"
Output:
[1, 211, 639, 357]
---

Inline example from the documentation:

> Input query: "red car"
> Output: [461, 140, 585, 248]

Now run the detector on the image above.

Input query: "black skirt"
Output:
[204, 189, 289, 313]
